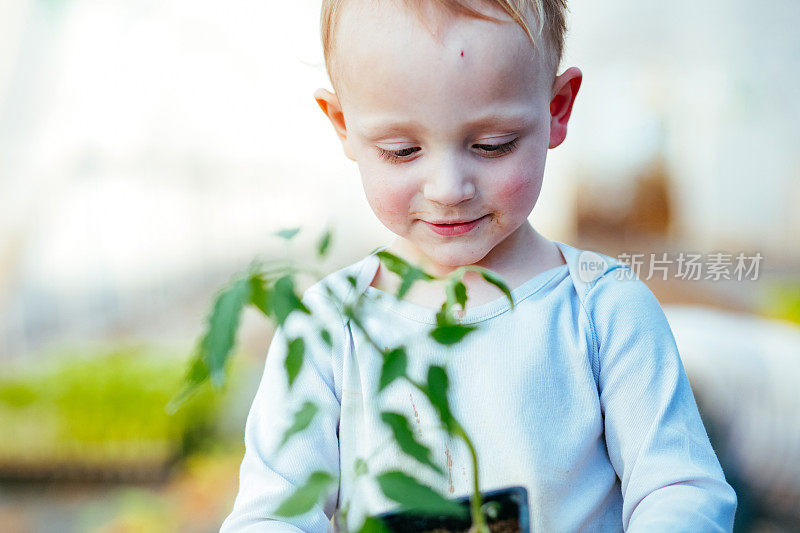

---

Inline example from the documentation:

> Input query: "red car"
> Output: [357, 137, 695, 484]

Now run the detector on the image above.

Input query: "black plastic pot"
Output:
[375, 486, 530, 533]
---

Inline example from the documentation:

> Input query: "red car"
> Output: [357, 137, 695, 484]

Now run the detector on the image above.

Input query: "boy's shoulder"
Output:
[554, 240, 662, 317]
[555, 240, 633, 295]
[555, 241, 675, 383]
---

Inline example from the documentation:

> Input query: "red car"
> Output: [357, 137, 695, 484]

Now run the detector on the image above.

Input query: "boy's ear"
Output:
[314, 88, 356, 161]
[548, 67, 582, 149]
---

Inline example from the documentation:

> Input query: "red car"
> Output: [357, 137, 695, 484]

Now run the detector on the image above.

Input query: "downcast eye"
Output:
[472, 139, 519, 157]
[376, 146, 421, 163]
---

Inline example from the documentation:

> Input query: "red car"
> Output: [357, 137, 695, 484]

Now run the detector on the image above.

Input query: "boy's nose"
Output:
[422, 153, 476, 206]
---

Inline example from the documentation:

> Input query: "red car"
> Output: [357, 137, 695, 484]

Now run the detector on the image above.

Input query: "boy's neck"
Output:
[371, 222, 566, 307]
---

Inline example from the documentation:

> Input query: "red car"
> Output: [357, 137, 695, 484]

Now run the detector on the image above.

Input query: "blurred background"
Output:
[0, 0, 798, 531]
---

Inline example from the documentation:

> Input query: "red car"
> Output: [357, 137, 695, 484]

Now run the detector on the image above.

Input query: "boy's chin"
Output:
[408, 240, 492, 272]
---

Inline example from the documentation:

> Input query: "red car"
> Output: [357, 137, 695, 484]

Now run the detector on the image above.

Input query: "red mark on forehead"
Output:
[460, 50, 464, 57]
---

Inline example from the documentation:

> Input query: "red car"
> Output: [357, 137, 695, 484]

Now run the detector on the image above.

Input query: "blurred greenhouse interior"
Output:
[1, 0, 799, 531]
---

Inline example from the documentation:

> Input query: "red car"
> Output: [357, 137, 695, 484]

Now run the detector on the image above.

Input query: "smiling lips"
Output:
[424, 215, 486, 236]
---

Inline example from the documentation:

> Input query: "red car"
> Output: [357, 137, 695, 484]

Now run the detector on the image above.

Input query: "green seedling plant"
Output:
[167, 228, 515, 533]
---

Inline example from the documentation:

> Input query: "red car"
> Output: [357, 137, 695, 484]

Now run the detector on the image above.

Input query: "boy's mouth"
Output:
[424, 215, 487, 236]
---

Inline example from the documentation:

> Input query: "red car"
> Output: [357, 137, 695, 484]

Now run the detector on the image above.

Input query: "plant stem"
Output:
[337, 285, 490, 532]
[336, 500, 350, 533]
[456, 424, 489, 533]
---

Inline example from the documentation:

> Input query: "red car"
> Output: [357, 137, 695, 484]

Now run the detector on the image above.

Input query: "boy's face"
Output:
[316, 1, 581, 272]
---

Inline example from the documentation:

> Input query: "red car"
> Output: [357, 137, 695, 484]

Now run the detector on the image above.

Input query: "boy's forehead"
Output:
[332, 0, 554, 105]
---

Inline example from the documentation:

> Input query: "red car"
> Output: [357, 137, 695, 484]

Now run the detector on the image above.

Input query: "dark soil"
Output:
[423, 517, 520, 533]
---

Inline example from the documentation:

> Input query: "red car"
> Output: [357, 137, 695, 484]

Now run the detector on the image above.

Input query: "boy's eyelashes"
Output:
[473, 138, 519, 157]
[375, 138, 519, 164]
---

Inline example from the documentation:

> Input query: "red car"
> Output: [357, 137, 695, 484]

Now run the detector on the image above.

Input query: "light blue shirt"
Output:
[220, 240, 737, 532]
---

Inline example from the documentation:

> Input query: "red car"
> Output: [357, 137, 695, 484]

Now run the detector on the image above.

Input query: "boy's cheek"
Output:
[361, 178, 413, 224]
[495, 171, 542, 205]
[496, 173, 526, 198]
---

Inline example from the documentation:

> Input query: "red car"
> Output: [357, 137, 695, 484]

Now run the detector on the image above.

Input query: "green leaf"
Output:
[478, 269, 514, 309]
[185, 345, 211, 385]
[249, 274, 272, 316]
[165, 382, 200, 415]
[453, 281, 467, 310]
[423, 366, 457, 434]
[272, 275, 310, 325]
[356, 516, 390, 533]
[376, 471, 468, 519]
[276, 227, 301, 240]
[317, 227, 333, 257]
[320, 328, 332, 348]
[379, 347, 407, 392]
[444, 276, 467, 313]
[375, 250, 413, 276]
[435, 302, 454, 327]
[279, 401, 319, 450]
[201, 276, 251, 387]
[273, 470, 335, 517]
[380, 412, 443, 475]
[376, 251, 435, 299]
[429, 324, 477, 345]
[285, 337, 305, 388]
[165, 349, 209, 414]
[354, 458, 368, 477]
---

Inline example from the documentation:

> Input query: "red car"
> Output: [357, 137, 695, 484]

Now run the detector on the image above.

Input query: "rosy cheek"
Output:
[491, 170, 543, 221]
[364, 176, 412, 223]
[496, 172, 533, 202]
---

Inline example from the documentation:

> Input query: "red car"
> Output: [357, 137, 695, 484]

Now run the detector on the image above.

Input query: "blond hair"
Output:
[320, 0, 568, 90]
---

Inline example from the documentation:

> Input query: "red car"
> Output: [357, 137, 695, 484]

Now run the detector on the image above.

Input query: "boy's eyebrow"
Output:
[462, 111, 532, 132]
[358, 119, 429, 140]
[358, 111, 532, 140]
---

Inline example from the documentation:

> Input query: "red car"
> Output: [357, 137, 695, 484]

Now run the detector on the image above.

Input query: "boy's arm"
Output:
[584, 269, 737, 532]
[220, 289, 343, 533]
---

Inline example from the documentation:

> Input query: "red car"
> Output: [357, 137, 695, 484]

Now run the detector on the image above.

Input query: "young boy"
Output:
[221, 0, 737, 531]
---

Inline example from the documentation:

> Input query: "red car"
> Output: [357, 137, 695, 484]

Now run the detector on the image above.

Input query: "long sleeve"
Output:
[584, 270, 737, 532]
[220, 288, 344, 533]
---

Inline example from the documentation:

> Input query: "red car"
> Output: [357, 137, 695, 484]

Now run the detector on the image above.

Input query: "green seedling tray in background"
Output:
[0, 342, 231, 481]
